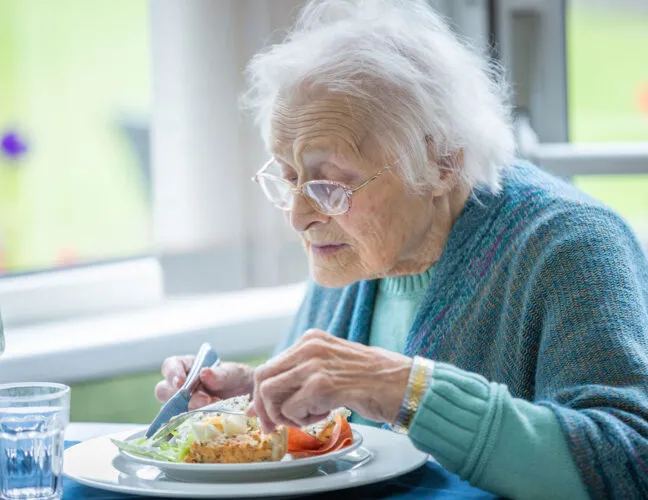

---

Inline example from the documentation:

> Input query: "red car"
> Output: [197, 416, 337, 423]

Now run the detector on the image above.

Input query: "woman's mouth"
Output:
[310, 243, 347, 257]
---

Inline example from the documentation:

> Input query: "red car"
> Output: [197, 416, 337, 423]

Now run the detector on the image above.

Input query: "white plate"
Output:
[64, 424, 428, 498]
[118, 428, 363, 482]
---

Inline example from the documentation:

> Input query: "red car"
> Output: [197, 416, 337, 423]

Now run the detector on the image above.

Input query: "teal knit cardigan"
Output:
[276, 162, 648, 499]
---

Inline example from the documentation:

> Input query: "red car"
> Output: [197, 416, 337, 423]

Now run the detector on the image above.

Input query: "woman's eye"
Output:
[282, 173, 298, 184]
[280, 168, 299, 184]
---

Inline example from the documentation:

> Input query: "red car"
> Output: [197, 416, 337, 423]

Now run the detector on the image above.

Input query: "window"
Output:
[0, 0, 152, 276]
[1, 0, 308, 327]
[491, 0, 648, 245]
[567, 0, 648, 143]
[567, 0, 648, 240]
[4, 0, 644, 328]
[0, 0, 162, 326]
[0, 1, 306, 381]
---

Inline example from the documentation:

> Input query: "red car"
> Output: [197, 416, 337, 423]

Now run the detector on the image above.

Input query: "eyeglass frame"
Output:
[251, 157, 390, 216]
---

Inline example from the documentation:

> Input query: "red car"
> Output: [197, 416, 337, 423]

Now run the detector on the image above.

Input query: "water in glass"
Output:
[0, 312, 5, 356]
[0, 384, 70, 500]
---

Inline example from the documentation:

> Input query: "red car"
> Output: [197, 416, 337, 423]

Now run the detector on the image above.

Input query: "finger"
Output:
[246, 401, 257, 418]
[188, 390, 219, 410]
[199, 363, 248, 396]
[250, 374, 279, 434]
[255, 338, 330, 385]
[259, 379, 303, 429]
[251, 394, 276, 434]
[252, 390, 301, 433]
[154, 380, 176, 403]
[295, 328, 333, 344]
[199, 368, 222, 393]
[161, 355, 195, 383]
[256, 365, 310, 429]
[280, 374, 335, 426]
[172, 375, 185, 389]
[296, 411, 333, 427]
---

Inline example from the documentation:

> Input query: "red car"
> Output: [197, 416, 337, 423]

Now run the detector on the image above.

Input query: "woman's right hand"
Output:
[154, 356, 256, 410]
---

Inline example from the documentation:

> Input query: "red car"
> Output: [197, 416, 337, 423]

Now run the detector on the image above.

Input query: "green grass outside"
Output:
[567, 2, 648, 239]
[70, 355, 269, 424]
[567, 2, 648, 143]
[0, 0, 152, 274]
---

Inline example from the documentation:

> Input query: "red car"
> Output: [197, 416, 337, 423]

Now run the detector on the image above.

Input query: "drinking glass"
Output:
[0, 383, 71, 500]
[0, 312, 5, 356]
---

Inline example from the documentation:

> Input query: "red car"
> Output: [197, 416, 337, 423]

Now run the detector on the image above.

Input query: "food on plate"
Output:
[111, 396, 353, 464]
[287, 408, 353, 458]
[184, 412, 288, 464]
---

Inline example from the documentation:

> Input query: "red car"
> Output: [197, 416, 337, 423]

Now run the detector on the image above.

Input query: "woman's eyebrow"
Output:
[301, 149, 336, 168]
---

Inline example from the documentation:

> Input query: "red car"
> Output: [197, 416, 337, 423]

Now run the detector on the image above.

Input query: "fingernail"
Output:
[172, 376, 180, 388]
[189, 394, 207, 410]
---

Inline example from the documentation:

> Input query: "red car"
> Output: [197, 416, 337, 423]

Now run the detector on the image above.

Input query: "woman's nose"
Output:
[289, 193, 328, 232]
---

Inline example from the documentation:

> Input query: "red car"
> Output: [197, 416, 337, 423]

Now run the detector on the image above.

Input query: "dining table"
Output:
[64, 422, 499, 499]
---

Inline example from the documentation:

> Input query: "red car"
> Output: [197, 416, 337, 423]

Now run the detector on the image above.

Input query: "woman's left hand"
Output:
[248, 329, 413, 433]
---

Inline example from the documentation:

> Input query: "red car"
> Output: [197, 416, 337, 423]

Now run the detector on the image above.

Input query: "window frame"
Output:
[0, 257, 162, 328]
[490, 0, 648, 177]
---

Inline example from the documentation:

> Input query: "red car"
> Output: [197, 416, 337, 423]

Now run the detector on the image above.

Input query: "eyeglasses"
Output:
[252, 158, 389, 216]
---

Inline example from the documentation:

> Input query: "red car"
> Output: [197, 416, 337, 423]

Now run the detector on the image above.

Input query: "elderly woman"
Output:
[155, 1, 648, 498]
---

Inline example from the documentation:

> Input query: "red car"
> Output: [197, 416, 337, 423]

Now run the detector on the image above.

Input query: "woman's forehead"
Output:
[273, 142, 356, 168]
[270, 93, 371, 163]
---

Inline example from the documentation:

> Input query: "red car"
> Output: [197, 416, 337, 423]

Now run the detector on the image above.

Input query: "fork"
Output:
[147, 402, 246, 447]
[317, 447, 375, 475]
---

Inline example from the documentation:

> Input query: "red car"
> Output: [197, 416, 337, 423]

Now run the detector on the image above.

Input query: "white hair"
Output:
[241, 0, 515, 192]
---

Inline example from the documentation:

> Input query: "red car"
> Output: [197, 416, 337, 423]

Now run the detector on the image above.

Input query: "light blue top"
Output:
[351, 267, 435, 428]
[369, 266, 436, 353]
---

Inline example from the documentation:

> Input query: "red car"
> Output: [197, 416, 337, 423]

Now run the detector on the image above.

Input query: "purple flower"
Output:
[1, 130, 28, 159]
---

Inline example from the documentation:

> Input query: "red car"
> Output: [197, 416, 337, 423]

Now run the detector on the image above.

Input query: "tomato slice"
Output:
[287, 426, 323, 452]
[289, 415, 353, 458]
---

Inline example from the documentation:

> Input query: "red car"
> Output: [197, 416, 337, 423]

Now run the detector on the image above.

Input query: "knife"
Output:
[145, 342, 220, 438]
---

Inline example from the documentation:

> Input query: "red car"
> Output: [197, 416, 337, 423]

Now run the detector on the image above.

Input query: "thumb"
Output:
[246, 401, 257, 418]
[199, 364, 238, 393]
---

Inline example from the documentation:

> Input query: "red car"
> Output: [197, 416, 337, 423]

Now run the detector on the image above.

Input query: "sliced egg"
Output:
[191, 421, 223, 442]
[222, 414, 248, 436]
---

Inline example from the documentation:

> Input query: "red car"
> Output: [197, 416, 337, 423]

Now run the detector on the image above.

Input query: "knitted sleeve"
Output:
[408, 363, 589, 500]
[529, 207, 648, 499]
[412, 206, 648, 499]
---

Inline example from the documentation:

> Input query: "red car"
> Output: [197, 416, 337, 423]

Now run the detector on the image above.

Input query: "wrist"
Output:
[384, 357, 414, 424]
[390, 356, 435, 433]
[352, 349, 413, 423]
[364, 348, 413, 424]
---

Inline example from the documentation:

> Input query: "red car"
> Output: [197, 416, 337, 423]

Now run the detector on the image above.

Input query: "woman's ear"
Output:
[425, 136, 463, 195]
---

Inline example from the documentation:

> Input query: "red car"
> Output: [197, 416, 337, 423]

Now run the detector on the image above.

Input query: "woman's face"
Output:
[270, 92, 446, 288]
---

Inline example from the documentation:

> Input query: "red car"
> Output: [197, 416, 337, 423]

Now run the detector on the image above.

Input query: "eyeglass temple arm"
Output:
[348, 166, 390, 194]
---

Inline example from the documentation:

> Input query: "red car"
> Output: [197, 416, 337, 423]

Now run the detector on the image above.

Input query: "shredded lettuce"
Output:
[111, 431, 195, 463]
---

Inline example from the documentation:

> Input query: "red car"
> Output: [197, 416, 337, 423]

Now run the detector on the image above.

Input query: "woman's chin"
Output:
[310, 266, 359, 288]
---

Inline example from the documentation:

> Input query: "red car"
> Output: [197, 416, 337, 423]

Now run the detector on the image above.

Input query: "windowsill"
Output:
[0, 283, 306, 385]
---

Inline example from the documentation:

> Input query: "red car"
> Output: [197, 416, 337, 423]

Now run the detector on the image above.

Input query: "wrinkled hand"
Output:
[155, 356, 255, 410]
[248, 329, 412, 433]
